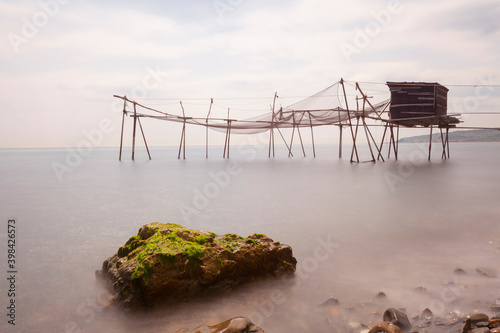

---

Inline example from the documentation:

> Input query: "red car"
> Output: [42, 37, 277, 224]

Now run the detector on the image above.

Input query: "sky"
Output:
[1, 0, 499, 148]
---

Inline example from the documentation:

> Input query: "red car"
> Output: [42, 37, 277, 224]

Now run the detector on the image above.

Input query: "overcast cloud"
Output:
[1, 0, 499, 148]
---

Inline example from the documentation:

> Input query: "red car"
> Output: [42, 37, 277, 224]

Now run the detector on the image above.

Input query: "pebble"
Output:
[476, 267, 497, 278]
[489, 319, 500, 328]
[468, 313, 489, 324]
[491, 328, 500, 333]
[376, 292, 388, 300]
[454, 268, 467, 275]
[368, 321, 402, 333]
[322, 297, 340, 307]
[383, 308, 411, 331]
[469, 328, 490, 333]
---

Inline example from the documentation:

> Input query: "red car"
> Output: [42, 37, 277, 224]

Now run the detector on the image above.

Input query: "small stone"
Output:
[469, 328, 490, 333]
[414, 286, 427, 293]
[177, 317, 265, 333]
[376, 292, 387, 300]
[383, 308, 411, 331]
[453, 268, 467, 275]
[368, 322, 402, 333]
[476, 267, 497, 278]
[442, 319, 471, 333]
[475, 321, 489, 327]
[468, 313, 489, 324]
[421, 308, 433, 319]
[321, 297, 340, 307]
[489, 319, 500, 328]
[491, 328, 500, 333]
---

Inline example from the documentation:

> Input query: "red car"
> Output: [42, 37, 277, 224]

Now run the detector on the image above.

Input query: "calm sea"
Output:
[1, 143, 499, 332]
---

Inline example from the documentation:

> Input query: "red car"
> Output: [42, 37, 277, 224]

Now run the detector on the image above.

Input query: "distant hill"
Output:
[399, 129, 500, 143]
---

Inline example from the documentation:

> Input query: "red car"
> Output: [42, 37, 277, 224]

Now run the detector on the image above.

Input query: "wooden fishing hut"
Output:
[380, 82, 460, 161]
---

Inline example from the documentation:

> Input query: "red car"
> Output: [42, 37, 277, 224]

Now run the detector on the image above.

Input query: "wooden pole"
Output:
[378, 122, 389, 161]
[297, 112, 306, 157]
[132, 102, 137, 161]
[341, 78, 358, 162]
[206, 98, 213, 159]
[388, 125, 393, 159]
[138, 117, 151, 160]
[446, 127, 450, 158]
[178, 101, 187, 160]
[339, 125, 343, 158]
[396, 125, 399, 161]
[362, 117, 376, 162]
[365, 120, 384, 162]
[289, 113, 296, 158]
[223, 108, 230, 158]
[308, 111, 316, 158]
[440, 127, 446, 159]
[178, 123, 185, 160]
[119, 98, 127, 161]
[350, 116, 360, 163]
[428, 125, 433, 161]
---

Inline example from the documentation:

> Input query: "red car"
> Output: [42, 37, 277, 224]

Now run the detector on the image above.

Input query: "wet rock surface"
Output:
[176, 317, 265, 333]
[96, 223, 296, 308]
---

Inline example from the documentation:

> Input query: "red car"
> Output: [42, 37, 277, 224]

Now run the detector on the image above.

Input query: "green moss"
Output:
[194, 234, 212, 245]
[186, 243, 204, 261]
[216, 255, 223, 268]
[253, 233, 267, 239]
[245, 238, 258, 246]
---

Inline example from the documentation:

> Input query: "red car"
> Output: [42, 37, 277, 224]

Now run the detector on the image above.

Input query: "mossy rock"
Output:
[96, 223, 296, 308]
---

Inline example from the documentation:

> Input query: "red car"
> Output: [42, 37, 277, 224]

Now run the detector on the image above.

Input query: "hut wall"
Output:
[387, 82, 448, 120]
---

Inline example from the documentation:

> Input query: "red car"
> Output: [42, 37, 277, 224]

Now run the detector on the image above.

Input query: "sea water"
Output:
[0, 143, 499, 332]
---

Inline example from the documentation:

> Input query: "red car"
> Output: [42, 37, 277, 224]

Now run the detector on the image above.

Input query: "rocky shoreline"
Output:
[174, 306, 500, 333]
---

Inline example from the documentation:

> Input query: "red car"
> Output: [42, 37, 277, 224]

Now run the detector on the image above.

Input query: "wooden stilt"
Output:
[341, 79, 358, 162]
[388, 125, 393, 159]
[440, 127, 446, 159]
[268, 93, 278, 158]
[350, 117, 360, 163]
[362, 117, 376, 162]
[395, 125, 399, 161]
[178, 123, 185, 160]
[178, 101, 188, 160]
[308, 111, 316, 158]
[138, 117, 151, 160]
[276, 126, 293, 157]
[119, 98, 126, 161]
[446, 128, 450, 158]
[227, 121, 232, 158]
[206, 98, 213, 159]
[297, 112, 306, 157]
[339, 125, 343, 158]
[428, 125, 433, 161]
[132, 102, 137, 161]
[378, 122, 389, 160]
[289, 113, 296, 158]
